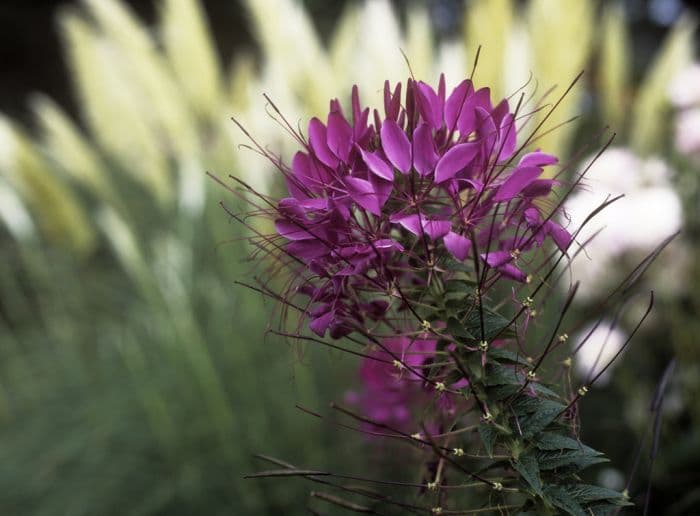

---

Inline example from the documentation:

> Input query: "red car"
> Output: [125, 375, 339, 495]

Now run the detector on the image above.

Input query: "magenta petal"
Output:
[519, 150, 558, 168]
[373, 239, 404, 252]
[287, 240, 328, 260]
[290, 151, 325, 193]
[368, 174, 393, 209]
[434, 142, 480, 183]
[391, 214, 450, 239]
[275, 219, 318, 241]
[412, 122, 438, 176]
[522, 179, 558, 198]
[380, 119, 412, 173]
[345, 176, 382, 215]
[458, 87, 491, 135]
[360, 148, 394, 181]
[445, 79, 474, 131]
[493, 166, 542, 201]
[523, 207, 541, 226]
[308, 118, 339, 168]
[391, 214, 421, 235]
[416, 82, 443, 129]
[309, 310, 333, 337]
[481, 250, 513, 268]
[444, 231, 471, 260]
[327, 109, 353, 161]
[497, 263, 527, 282]
[475, 106, 498, 153]
[497, 113, 517, 162]
[545, 220, 572, 251]
[423, 219, 451, 239]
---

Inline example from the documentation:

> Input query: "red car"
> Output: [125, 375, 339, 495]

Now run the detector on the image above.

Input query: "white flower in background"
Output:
[564, 147, 683, 298]
[573, 320, 627, 387]
[668, 63, 700, 108]
[669, 63, 700, 159]
[674, 107, 700, 157]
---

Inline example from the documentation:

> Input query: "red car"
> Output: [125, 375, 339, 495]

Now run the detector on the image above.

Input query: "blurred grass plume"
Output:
[0, 0, 695, 514]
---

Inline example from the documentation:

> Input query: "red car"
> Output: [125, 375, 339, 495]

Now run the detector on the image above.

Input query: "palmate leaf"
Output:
[483, 363, 529, 386]
[564, 484, 633, 506]
[543, 485, 587, 516]
[487, 347, 531, 366]
[520, 401, 566, 438]
[478, 423, 497, 458]
[534, 431, 587, 451]
[536, 448, 607, 471]
[512, 452, 543, 496]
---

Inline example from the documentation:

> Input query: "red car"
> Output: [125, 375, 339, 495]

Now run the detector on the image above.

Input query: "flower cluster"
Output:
[239, 74, 641, 515]
[276, 76, 571, 339]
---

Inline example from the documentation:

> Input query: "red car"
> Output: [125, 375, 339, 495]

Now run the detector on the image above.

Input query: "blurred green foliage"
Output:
[0, 0, 697, 514]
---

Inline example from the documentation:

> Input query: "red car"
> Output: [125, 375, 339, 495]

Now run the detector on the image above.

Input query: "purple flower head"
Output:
[270, 76, 569, 338]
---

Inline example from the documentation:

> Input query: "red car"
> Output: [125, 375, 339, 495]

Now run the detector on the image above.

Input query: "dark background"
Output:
[1, 0, 699, 124]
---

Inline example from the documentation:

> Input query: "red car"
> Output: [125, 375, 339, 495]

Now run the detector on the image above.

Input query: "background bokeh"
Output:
[0, 0, 699, 514]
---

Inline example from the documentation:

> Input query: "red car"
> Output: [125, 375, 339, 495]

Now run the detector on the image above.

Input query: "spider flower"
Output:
[271, 76, 570, 338]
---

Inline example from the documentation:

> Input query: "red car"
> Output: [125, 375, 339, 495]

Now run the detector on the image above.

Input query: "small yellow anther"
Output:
[527, 370, 536, 380]
[393, 359, 404, 370]
[421, 320, 432, 331]
[492, 482, 503, 491]
[411, 432, 423, 440]
[558, 333, 569, 343]
[452, 448, 465, 457]
[435, 382, 446, 392]
[526, 275, 533, 284]
[479, 340, 489, 352]
[522, 296, 534, 307]
[427, 481, 439, 491]
[483, 411, 493, 422]
[510, 249, 521, 260]
[530, 309, 538, 318]
[577, 386, 589, 397]
[563, 357, 572, 368]
[432, 508, 443, 514]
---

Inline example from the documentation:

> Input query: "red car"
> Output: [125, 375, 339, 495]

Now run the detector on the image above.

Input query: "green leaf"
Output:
[444, 278, 477, 293]
[447, 317, 476, 340]
[488, 384, 520, 399]
[488, 347, 531, 366]
[520, 401, 566, 438]
[586, 501, 633, 514]
[512, 452, 543, 496]
[564, 484, 633, 506]
[543, 485, 587, 516]
[478, 423, 497, 458]
[530, 382, 560, 398]
[484, 363, 526, 386]
[461, 305, 514, 340]
[537, 448, 607, 471]
[535, 432, 585, 451]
